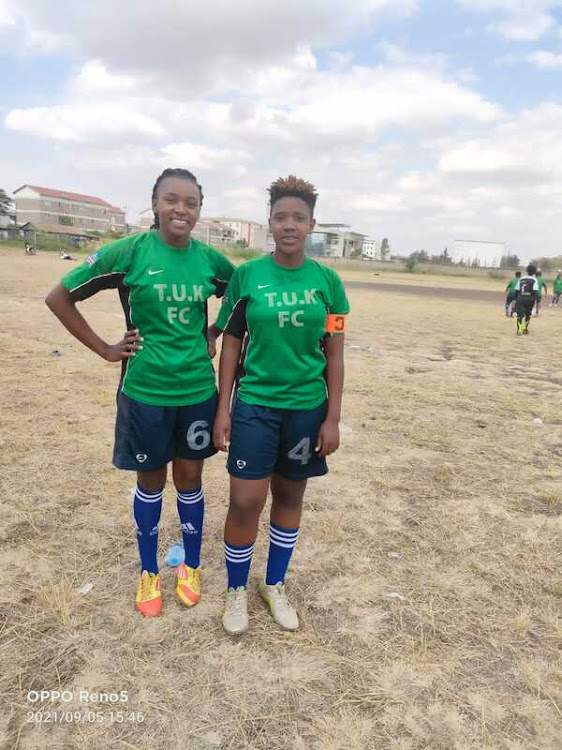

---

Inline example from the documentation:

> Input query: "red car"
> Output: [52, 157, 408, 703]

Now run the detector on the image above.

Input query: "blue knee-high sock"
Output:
[133, 485, 163, 574]
[224, 540, 255, 589]
[176, 487, 205, 568]
[265, 523, 299, 585]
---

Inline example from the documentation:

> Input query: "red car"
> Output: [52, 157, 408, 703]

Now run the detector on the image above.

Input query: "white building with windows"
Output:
[14, 185, 126, 235]
[361, 238, 379, 259]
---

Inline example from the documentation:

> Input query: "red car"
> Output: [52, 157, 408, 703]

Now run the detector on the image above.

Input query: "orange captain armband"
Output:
[325, 314, 347, 334]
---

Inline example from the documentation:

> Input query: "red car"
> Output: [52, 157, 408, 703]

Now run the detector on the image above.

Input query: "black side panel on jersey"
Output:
[116, 280, 133, 392]
[224, 299, 248, 391]
[224, 299, 248, 340]
[67, 272, 126, 302]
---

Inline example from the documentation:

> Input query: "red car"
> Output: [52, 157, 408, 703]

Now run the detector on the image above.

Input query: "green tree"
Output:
[380, 238, 390, 260]
[499, 254, 520, 270]
[404, 253, 417, 272]
[0, 189, 14, 218]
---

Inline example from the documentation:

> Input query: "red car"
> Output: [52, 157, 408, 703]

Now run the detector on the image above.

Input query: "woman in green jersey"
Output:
[551, 272, 562, 307]
[46, 168, 235, 618]
[213, 176, 349, 634]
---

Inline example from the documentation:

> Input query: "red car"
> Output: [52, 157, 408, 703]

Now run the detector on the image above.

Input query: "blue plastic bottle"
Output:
[164, 542, 185, 567]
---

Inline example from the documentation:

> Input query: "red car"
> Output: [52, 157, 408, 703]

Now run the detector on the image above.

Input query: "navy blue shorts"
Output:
[227, 398, 328, 481]
[113, 391, 218, 471]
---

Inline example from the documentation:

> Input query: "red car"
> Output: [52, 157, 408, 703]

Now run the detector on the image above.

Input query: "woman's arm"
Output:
[45, 283, 143, 362]
[316, 335, 345, 457]
[213, 333, 243, 451]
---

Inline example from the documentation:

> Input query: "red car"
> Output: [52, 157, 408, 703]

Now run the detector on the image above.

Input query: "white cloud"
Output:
[6, 0, 418, 92]
[457, 0, 562, 41]
[5, 104, 166, 142]
[161, 142, 250, 174]
[69, 60, 142, 96]
[527, 50, 562, 68]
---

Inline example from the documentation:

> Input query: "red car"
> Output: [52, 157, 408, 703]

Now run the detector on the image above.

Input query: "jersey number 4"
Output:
[288, 437, 312, 465]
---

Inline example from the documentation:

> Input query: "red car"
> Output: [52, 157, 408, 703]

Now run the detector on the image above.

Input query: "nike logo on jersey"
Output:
[257, 284, 270, 289]
[148, 269, 164, 276]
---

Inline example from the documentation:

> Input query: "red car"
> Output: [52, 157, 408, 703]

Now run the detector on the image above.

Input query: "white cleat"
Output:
[259, 581, 299, 631]
[222, 587, 249, 634]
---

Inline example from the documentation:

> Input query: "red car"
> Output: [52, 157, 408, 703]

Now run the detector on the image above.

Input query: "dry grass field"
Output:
[2, 246, 562, 750]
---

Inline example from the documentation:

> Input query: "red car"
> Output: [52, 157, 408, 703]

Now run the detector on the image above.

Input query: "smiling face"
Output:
[153, 176, 202, 247]
[269, 196, 315, 262]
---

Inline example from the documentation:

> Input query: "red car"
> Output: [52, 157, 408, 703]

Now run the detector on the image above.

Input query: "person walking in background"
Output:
[534, 269, 547, 315]
[504, 271, 520, 317]
[213, 175, 349, 635]
[515, 264, 540, 335]
[551, 271, 562, 307]
[46, 167, 235, 618]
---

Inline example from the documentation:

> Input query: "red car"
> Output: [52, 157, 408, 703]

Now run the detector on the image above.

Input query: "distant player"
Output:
[551, 271, 562, 307]
[504, 271, 520, 317]
[514, 264, 540, 335]
[534, 269, 547, 315]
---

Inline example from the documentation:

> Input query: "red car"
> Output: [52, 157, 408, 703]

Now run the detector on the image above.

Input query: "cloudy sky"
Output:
[2, 0, 562, 258]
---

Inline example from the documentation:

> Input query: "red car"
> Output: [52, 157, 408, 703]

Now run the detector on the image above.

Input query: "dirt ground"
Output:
[2, 247, 562, 750]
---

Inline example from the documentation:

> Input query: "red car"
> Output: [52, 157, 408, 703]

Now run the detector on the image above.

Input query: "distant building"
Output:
[361, 238, 379, 259]
[13, 185, 127, 236]
[303, 223, 367, 258]
[138, 209, 154, 231]
[207, 218, 267, 251]
[192, 219, 236, 247]
[138, 210, 265, 250]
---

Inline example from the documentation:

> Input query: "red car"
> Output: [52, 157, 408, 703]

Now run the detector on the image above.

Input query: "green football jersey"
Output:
[61, 231, 235, 406]
[554, 279, 562, 293]
[216, 254, 350, 410]
[507, 278, 518, 292]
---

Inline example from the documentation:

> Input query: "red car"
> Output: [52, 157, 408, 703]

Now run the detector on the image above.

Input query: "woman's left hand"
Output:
[316, 418, 340, 458]
[207, 331, 218, 358]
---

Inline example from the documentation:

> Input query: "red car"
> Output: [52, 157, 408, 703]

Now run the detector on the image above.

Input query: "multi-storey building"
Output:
[138, 210, 257, 249]
[13, 185, 127, 236]
[361, 238, 379, 259]
[207, 218, 268, 251]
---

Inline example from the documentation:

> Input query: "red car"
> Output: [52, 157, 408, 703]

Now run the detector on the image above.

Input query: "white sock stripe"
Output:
[177, 492, 204, 505]
[224, 542, 256, 557]
[177, 488, 203, 499]
[224, 551, 254, 563]
[270, 539, 297, 549]
[269, 525, 299, 538]
[135, 487, 163, 503]
[270, 528, 299, 543]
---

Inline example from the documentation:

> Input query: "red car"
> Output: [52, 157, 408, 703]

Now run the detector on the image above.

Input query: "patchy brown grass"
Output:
[1, 246, 562, 750]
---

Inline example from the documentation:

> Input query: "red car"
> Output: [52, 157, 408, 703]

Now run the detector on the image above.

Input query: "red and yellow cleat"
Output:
[175, 562, 201, 607]
[135, 571, 162, 617]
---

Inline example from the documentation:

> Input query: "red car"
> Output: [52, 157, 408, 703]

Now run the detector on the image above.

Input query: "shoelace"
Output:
[140, 573, 156, 599]
[272, 583, 291, 611]
[226, 587, 246, 613]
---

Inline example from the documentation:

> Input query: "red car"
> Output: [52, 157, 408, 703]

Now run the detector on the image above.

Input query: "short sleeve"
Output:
[328, 272, 350, 315]
[61, 237, 133, 300]
[213, 252, 236, 283]
[211, 250, 236, 298]
[216, 267, 242, 330]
